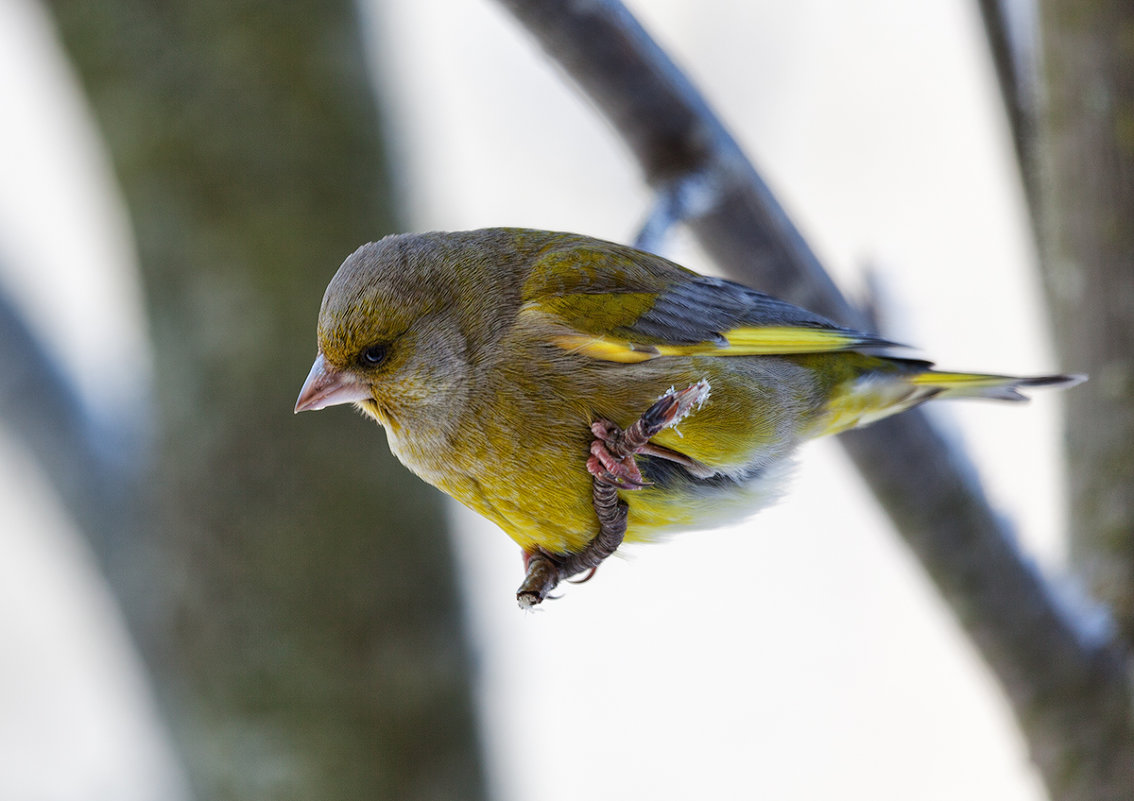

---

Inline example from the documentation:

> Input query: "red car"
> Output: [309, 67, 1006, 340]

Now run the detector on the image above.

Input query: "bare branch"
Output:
[495, 0, 1134, 794]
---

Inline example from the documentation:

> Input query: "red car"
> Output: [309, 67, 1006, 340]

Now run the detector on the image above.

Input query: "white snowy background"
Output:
[0, 0, 1068, 799]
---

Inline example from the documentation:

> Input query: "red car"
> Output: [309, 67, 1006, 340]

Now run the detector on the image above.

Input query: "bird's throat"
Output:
[355, 398, 391, 427]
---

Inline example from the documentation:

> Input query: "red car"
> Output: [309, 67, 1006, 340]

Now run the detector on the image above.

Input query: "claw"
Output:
[567, 567, 599, 584]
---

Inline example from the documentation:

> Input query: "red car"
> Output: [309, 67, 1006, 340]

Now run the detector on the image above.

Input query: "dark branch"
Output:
[0, 284, 140, 544]
[496, 0, 1134, 788]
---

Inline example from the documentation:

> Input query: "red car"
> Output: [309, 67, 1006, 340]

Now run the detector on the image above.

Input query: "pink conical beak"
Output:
[294, 353, 371, 413]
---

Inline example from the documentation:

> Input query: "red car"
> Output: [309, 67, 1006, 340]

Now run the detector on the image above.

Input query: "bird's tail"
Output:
[814, 364, 1085, 438]
[907, 369, 1086, 402]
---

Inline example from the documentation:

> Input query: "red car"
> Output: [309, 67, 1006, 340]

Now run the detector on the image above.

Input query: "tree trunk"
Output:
[1036, 0, 1134, 645]
[43, 2, 486, 799]
[992, 0, 1134, 797]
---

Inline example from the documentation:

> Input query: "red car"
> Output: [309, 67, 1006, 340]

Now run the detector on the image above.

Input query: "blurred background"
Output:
[1, 0, 1128, 799]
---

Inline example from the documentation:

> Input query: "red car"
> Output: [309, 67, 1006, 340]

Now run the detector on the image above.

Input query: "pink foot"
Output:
[516, 380, 711, 608]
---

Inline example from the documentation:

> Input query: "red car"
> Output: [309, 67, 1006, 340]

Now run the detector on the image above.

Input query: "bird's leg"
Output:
[516, 380, 711, 608]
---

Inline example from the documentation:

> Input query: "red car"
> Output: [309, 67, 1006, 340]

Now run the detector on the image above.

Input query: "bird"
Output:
[295, 228, 1082, 607]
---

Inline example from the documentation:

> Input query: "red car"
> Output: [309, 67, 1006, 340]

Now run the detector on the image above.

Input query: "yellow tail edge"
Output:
[909, 370, 1087, 402]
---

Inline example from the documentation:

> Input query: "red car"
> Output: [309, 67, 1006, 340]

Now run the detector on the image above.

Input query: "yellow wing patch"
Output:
[550, 334, 662, 363]
[553, 326, 873, 363]
[721, 327, 873, 354]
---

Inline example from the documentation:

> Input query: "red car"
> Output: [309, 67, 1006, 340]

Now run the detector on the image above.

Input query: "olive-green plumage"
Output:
[296, 228, 1081, 557]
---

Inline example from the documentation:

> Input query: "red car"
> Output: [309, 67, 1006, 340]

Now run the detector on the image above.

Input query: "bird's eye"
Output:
[359, 343, 388, 367]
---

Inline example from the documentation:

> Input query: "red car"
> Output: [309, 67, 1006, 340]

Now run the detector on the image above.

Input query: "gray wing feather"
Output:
[628, 276, 880, 345]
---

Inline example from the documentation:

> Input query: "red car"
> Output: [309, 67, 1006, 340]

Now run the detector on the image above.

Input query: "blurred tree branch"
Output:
[37, 2, 486, 799]
[496, 1, 1134, 799]
[0, 285, 135, 540]
[976, 0, 1038, 203]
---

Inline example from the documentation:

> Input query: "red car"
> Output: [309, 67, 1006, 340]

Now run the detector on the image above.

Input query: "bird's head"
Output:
[294, 234, 471, 433]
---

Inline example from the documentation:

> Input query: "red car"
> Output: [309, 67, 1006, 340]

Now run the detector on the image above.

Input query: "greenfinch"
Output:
[295, 228, 1081, 606]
